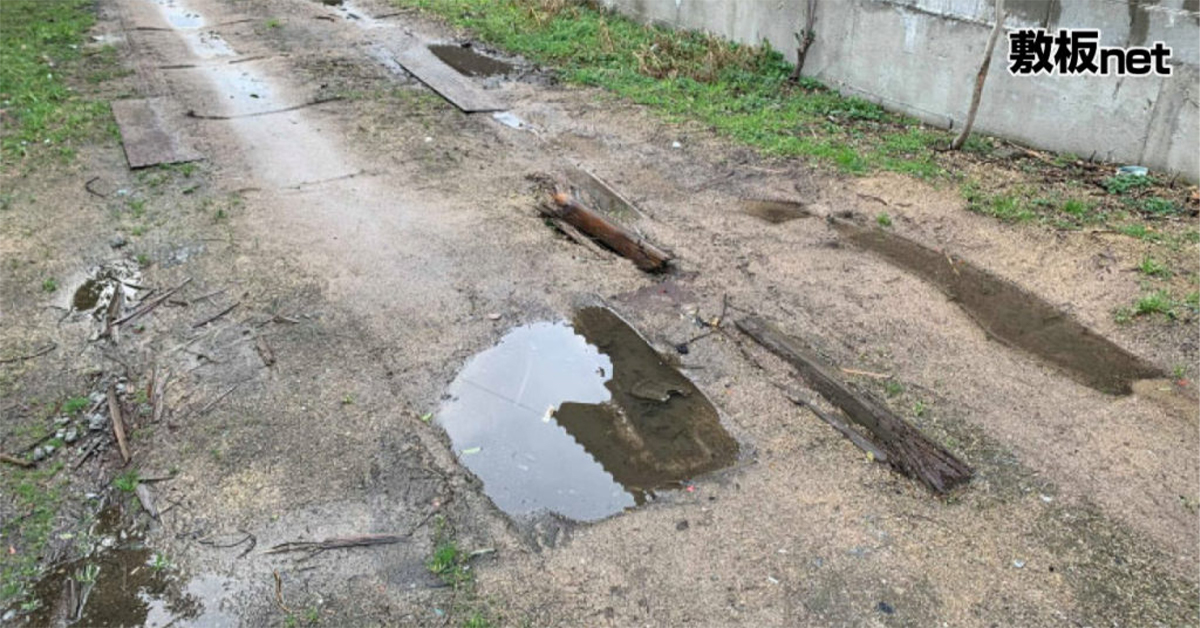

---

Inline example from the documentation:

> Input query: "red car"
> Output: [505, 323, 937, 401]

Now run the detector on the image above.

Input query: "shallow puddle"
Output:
[742, 199, 810, 224]
[836, 221, 1163, 394]
[438, 307, 738, 521]
[71, 262, 142, 320]
[153, 0, 204, 29]
[428, 44, 514, 77]
[24, 508, 234, 627]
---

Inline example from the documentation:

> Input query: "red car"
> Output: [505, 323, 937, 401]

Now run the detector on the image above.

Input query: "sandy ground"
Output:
[2, 0, 1197, 625]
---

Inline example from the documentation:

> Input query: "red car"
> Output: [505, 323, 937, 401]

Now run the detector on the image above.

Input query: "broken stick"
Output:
[114, 277, 193, 327]
[107, 384, 131, 465]
[1, 453, 34, 468]
[541, 192, 671, 272]
[736, 316, 971, 493]
[266, 533, 409, 558]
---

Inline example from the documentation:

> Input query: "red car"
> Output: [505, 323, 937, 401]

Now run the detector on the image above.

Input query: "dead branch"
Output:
[1, 453, 33, 468]
[0, 342, 57, 364]
[192, 301, 240, 328]
[541, 192, 671, 272]
[84, 177, 107, 198]
[107, 384, 131, 465]
[198, 383, 240, 416]
[785, 393, 888, 462]
[949, 0, 1006, 150]
[273, 570, 292, 614]
[265, 533, 410, 558]
[840, 367, 892, 379]
[114, 277, 193, 327]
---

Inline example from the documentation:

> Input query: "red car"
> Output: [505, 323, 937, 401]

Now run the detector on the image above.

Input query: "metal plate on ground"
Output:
[396, 45, 504, 113]
[111, 98, 202, 169]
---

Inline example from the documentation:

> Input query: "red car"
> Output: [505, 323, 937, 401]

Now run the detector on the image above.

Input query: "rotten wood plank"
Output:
[736, 316, 972, 493]
[562, 164, 649, 220]
[541, 192, 671, 272]
[395, 45, 504, 113]
[111, 98, 202, 169]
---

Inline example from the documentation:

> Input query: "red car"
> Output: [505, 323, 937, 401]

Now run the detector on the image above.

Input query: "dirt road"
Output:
[2, 0, 1197, 625]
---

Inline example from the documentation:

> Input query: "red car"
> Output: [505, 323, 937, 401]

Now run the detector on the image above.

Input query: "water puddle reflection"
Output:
[438, 308, 738, 521]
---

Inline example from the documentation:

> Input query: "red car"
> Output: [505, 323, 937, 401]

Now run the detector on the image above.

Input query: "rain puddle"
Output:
[742, 199, 810, 224]
[23, 508, 235, 627]
[428, 44, 514, 77]
[835, 221, 1163, 394]
[71, 262, 142, 319]
[438, 307, 738, 521]
[152, 0, 204, 29]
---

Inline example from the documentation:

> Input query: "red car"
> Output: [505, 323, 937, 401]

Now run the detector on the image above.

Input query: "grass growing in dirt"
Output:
[0, 461, 66, 604]
[0, 0, 115, 165]
[395, 0, 959, 177]
[398, 0, 1198, 284]
[424, 517, 494, 627]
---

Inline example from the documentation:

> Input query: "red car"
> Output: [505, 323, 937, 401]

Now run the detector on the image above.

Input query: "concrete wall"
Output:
[601, 0, 1200, 180]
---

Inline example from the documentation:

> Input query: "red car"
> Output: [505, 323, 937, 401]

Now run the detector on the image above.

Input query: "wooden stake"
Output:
[107, 384, 131, 465]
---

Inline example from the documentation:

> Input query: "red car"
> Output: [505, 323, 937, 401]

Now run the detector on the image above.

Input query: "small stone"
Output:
[674, 343, 689, 355]
[89, 391, 104, 404]
[1013, 560, 1026, 569]
[64, 428, 79, 444]
[54, 416, 70, 426]
[675, 520, 689, 531]
[55, 429, 65, 439]
[43, 445, 55, 456]
[877, 601, 895, 615]
[487, 312, 502, 321]
[88, 413, 107, 431]
[671, 140, 682, 149]
[110, 235, 128, 249]
[32, 447, 46, 461]
[3, 609, 16, 622]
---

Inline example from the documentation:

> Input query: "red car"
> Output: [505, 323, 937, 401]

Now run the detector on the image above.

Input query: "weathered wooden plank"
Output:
[562, 164, 648, 220]
[111, 98, 202, 169]
[395, 46, 504, 113]
[736, 316, 972, 494]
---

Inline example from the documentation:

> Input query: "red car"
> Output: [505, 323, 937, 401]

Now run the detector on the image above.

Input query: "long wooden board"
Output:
[111, 98, 202, 169]
[395, 46, 504, 113]
[736, 316, 972, 494]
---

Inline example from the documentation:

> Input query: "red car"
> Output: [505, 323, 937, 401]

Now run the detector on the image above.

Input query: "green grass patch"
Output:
[1, 461, 66, 604]
[1103, 173, 1154, 195]
[961, 184, 1037, 223]
[0, 0, 114, 165]
[395, 0, 958, 176]
[113, 468, 140, 492]
[1137, 256, 1170, 278]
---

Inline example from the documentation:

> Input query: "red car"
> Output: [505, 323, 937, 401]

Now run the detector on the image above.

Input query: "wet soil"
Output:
[27, 507, 235, 628]
[428, 44, 514, 78]
[1, 0, 1195, 625]
[741, 199, 811, 224]
[835, 219, 1164, 395]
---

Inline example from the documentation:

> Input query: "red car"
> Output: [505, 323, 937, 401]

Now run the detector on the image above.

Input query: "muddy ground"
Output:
[1, 0, 1198, 626]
